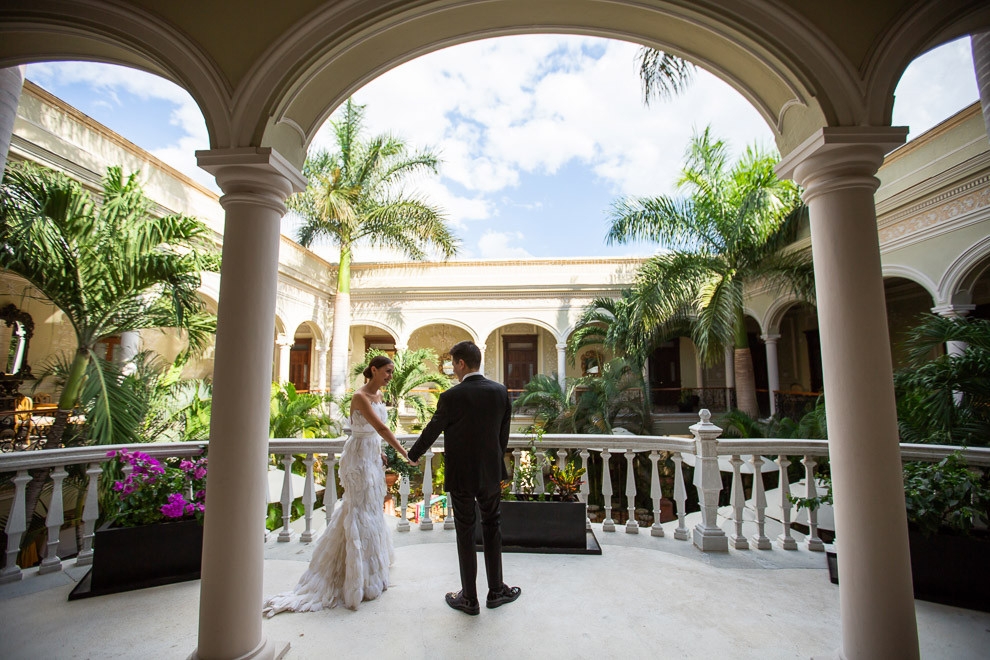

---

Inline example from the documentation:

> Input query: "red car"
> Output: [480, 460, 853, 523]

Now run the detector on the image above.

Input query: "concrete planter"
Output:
[474, 500, 600, 555]
[69, 519, 203, 600]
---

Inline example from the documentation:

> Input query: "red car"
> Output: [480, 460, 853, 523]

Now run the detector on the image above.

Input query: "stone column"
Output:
[193, 147, 304, 660]
[723, 346, 734, 411]
[931, 303, 975, 356]
[0, 66, 25, 176]
[762, 334, 780, 417]
[972, 32, 990, 141]
[275, 336, 292, 385]
[118, 331, 141, 376]
[316, 343, 329, 391]
[778, 127, 918, 660]
[555, 342, 567, 393]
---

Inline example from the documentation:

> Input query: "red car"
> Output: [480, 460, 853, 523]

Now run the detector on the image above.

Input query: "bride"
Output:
[263, 355, 413, 616]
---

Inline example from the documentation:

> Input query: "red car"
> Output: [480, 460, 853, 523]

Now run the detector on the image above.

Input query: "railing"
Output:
[650, 387, 736, 413]
[3, 411, 989, 586]
[0, 406, 66, 453]
[773, 390, 822, 420]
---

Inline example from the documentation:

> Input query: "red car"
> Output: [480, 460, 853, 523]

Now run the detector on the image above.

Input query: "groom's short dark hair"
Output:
[450, 340, 482, 369]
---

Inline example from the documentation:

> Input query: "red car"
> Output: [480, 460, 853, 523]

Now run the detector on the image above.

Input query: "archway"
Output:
[349, 321, 398, 388]
[884, 276, 936, 369]
[483, 321, 559, 400]
[407, 322, 475, 375]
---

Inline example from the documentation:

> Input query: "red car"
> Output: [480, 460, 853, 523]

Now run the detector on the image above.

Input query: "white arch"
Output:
[406, 318, 480, 345]
[290, 319, 325, 343]
[937, 233, 990, 306]
[273, 314, 287, 338]
[882, 264, 939, 304]
[743, 307, 764, 335]
[762, 296, 815, 335]
[350, 319, 400, 343]
[480, 318, 561, 344]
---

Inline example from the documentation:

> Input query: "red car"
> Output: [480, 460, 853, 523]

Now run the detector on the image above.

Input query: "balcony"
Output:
[2, 416, 989, 658]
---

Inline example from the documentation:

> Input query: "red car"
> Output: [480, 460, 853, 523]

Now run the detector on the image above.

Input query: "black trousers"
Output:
[449, 487, 503, 602]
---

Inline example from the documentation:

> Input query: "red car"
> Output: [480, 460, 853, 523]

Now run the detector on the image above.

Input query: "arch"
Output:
[291, 319, 324, 343]
[273, 315, 287, 338]
[882, 264, 940, 304]
[763, 296, 814, 336]
[480, 317, 561, 344]
[350, 318, 400, 343]
[0, 0, 233, 148]
[743, 307, 764, 336]
[407, 318, 479, 345]
[937, 233, 990, 306]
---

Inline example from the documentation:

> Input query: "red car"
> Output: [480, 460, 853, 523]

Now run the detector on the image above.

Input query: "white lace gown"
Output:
[263, 401, 395, 615]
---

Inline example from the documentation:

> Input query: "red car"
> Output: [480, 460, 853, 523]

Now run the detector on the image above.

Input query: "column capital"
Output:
[931, 303, 976, 318]
[394, 344, 409, 352]
[555, 342, 568, 351]
[761, 333, 781, 344]
[315, 343, 330, 354]
[197, 147, 306, 214]
[275, 335, 294, 348]
[775, 127, 908, 203]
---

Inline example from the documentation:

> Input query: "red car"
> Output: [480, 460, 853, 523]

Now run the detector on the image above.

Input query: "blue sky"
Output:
[26, 35, 979, 262]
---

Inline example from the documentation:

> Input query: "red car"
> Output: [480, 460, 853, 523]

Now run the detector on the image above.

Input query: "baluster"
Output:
[397, 475, 411, 532]
[556, 449, 567, 470]
[75, 463, 102, 566]
[802, 456, 825, 551]
[601, 448, 614, 532]
[39, 466, 67, 574]
[579, 449, 591, 530]
[729, 455, 748, 549]
[278, 454, 294, 542]
[420, 449, 434, 530]
[648, 450, 663, 537]
[444, 488, 455, 530]
[324, 451, 338, 525]
[672, 452, 689, 541]
[749, 455, 771, 549]
[512, 448, 522, 494]
[0, 470, 31, 583]
[691, 410, 727, 552]
[300, 454, 316, 543]
[776, 456, 797, 550]
[534, 449, 545, 495]
[624, 451, 638, 533]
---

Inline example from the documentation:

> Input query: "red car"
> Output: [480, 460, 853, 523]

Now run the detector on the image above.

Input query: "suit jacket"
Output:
[407, 374, 511, 494]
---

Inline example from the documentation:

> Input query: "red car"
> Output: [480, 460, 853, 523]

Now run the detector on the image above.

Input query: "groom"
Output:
[407, 340, 522, 615]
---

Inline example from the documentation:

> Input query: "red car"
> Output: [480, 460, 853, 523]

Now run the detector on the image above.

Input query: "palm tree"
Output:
[512, 374, 569, 431]
[351, 347, 453, 431]
[606, 128, 812, 417]
[289, 100, 459, 395]
[561, 358, 654, 435]
[270, 382, 339, 439]
[637, 47, 695, 105]
[0, 163, 219, 445]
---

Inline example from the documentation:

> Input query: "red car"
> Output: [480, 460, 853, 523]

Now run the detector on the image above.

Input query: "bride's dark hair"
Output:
[363, 355, 393, 379]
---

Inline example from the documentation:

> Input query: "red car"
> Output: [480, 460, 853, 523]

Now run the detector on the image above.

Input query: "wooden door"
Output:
[648, 339, 682, 408]
[502, 334, 537, 399]
[289, 338, 311, 391]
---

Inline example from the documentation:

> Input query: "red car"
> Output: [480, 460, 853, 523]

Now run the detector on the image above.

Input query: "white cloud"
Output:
[892, 37, 978, 140]
[476, 230, 533, 259]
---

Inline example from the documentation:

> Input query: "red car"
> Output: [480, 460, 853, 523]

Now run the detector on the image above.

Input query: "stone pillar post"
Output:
[931, 303, 975, 356]
[316, 343, 329, 391]
[971, 32, 990, 141]
[555, 342, 567, 393]
[118, 331, 141, 376]
[723, 346, 734, 410]
[778, 127, 918, 660]
[690, 409, 727, 552]
[762, 334, 780, 417]
[0, 66, 25, 176]
[192, 147, 304, 660]
[275, 336, 292, 385]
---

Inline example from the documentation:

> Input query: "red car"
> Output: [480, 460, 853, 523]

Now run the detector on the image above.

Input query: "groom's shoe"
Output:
[486, 584, 522, 609]
[445, 590, 480, 615]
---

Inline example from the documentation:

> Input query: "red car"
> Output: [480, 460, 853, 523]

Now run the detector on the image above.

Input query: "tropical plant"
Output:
[289, 99, 459, 395]
[903, 453, 990, 538]
[894, 314, 990, 446]
[549, 460, 587, 501]
[0, 162, 219, 445]
[512, 373, 569, 432]
[606, 128, 812, 417]
[559, 358, 654, 434]
[270, 382, 339, 439]
[636, 47, 695, 105]
[351, 347, 452, 431]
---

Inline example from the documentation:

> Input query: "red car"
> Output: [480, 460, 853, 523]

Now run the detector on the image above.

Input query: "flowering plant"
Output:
[105, 449, 207, 526]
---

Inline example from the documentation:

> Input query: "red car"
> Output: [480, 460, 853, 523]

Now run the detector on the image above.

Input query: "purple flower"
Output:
[180, 460, 194, 471]
[193, 467, 207, 480]
[160, 492, 189, 518]
[194, 490, 205, 500]
[113, 481, 124, 492]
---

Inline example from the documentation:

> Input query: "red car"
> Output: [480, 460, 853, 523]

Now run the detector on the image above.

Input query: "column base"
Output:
[674, 527, 690, 541]
[38, 559, 62, 575]
[693, 525, 728, 552]
[419, 520, 433, 531]
[777, 534, 798, 550]
[0, 568, 23, 584]
[602, 519, 615, 532]
[189, 636, 289, 660]
[625, 520, 639, 534]
[751, 535, 772, 550]
[651, 525, 664, 537]
[807, 537, 826, 552]
[730, 535, 749, 550]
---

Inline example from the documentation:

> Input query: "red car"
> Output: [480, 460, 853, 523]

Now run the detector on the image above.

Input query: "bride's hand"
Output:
[381, 451, 387, 465]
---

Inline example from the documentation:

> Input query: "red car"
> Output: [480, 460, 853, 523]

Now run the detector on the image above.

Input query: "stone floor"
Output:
[1, 516, 988, 659]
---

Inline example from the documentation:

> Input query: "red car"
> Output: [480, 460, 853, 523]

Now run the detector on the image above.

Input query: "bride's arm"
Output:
[351, 392, 410, 461]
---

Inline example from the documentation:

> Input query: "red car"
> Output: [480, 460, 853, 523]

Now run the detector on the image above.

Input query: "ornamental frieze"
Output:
[878, 181, 990, 247]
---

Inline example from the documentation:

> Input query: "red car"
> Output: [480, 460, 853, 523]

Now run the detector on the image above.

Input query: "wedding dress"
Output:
[263, 401, 395, 615]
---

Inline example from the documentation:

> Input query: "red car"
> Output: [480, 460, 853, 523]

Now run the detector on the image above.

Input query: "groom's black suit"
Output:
[407, 373, 511, 602]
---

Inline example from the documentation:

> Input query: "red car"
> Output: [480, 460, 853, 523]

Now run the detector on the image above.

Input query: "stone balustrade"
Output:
[3, 410, 989, 585]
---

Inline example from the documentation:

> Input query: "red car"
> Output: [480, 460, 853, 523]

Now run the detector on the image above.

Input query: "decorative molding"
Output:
[878, 177, 990, 252]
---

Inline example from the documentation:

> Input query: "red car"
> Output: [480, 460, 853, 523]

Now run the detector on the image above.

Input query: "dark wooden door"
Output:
[289, 338, 312, 391]
[502, 334, 538, 398]
[805, 330, 824, 393]
[648, 339, 682, 408]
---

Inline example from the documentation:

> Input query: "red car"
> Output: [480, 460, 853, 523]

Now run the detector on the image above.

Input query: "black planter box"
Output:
[825, 532, 990, 612]
[69, 519, 203, 600]
[908, 529, 990, 612]
[473, 500, 601, 555]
